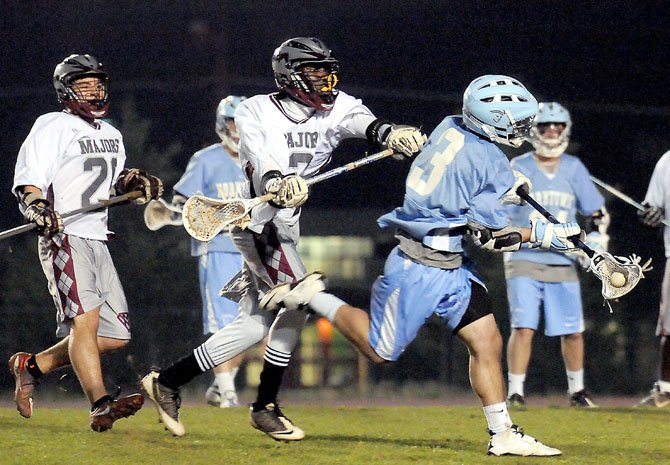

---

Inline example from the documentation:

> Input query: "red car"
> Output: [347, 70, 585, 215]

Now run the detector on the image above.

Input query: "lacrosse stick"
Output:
[517, 186, 652, 300]
[143, 198, 183, 231]
[590, 175, 670, 227]
[182, 148, 396, 241]
[0, 191, 143, 241]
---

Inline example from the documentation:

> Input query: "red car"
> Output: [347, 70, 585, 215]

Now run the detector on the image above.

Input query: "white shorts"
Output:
[656, 258, 670, 336]
[38, 235, 131, 339]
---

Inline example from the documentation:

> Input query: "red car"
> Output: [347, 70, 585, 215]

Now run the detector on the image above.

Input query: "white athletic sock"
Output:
[507, 373, 526, 397]
[483, 402, 512, 434]
[566, 369, 584, 394]
[215, 370, 236, 394]
[308, 292, 347, 321]
[657, 380, 670, 393]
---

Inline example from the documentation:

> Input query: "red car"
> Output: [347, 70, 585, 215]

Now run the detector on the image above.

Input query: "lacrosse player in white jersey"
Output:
[636, 150, 670, 407]
[9, 54, 163, 432]
[260, 75, 569, 456]
[142, 36, 426, 438]
[168, 96, 249, 408]
[503, 102, 607, 409]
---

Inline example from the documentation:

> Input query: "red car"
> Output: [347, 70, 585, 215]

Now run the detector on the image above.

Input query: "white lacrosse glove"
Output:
[529, 218, 583, 251]
[502, 170, 533, 206]
[384, 125, 427, 158]
[265, 174, 309, 208]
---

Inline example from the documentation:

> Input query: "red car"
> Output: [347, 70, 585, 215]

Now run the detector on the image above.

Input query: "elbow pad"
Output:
[468, 222, 523, 252]
[365, 118, 393, 147]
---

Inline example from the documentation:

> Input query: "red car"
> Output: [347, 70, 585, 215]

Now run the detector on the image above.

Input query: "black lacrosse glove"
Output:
[638, 202, 664, 228]
[114, 168, 164, 205]
[21, 193, 64, 238]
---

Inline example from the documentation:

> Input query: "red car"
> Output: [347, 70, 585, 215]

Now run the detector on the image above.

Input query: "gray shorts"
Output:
[657, 258, 670, 336]
[38, 235, 131, 339]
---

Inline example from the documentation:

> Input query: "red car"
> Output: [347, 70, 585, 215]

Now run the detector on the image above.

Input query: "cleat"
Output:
[487, 425, 562, 457]
[506, 393, 526, 409]
[8, 352, 37, 418]
[90, 393, 144, 432]
[635, 383, 670, 408]
[569, 389, 598, 408]
[220, 390, 240, 408]
[205, 385, 221, 407]
[282, 272, 325, 311]
[259, 272, 325, 312]
[250, 402, 305, 441]
[142, 371, 185, 436]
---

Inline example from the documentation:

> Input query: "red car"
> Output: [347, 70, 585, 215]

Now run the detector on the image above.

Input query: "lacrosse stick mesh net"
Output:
[589, 252, 652, 300]
[182, 196, 249, 242]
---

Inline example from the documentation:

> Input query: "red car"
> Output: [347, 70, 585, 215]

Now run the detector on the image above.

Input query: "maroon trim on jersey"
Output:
[269, 93, 310, 124]
[252, 224, 297, 285]
[49, 235, 84, 317]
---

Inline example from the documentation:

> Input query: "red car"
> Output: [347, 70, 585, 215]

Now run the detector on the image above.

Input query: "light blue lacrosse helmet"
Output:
[215, 95, 246, 151]
[462, 75, 538, 148]
[528, 102, 572, 157]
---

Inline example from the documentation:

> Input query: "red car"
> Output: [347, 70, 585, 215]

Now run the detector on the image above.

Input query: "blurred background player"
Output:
[9, 54, 162, 431]
[141, 36, 426, 438]
[144, 96, 249, 407]
[260, 75, 568, 457]
[636, 149, 670, 407]
[503, 102, 608, 408]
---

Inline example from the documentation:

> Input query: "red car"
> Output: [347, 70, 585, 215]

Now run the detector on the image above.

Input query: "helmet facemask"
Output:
[529, 122, 571, 157]
[286, 62, 340, 111]
[60, 75, 110, 119]
[216, 118, 240, 154]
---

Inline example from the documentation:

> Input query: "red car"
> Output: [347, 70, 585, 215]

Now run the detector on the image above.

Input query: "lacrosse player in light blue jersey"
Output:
[503, 102, 608, 410]
[169, 96, 249, 408]
[260, 76, 578, 457]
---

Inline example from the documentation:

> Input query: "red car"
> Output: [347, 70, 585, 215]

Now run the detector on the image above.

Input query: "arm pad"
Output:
[468, 222, 523, 252]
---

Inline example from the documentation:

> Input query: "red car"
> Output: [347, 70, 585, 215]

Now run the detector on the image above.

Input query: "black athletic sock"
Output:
[26, 355, 43, 379]
[157, 353, 203, 390]
[253, 361, 286, 411]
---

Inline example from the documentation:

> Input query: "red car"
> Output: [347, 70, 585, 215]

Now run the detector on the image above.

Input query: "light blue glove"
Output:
[529, 218, 583, 251]
[575, 231, 610, 268]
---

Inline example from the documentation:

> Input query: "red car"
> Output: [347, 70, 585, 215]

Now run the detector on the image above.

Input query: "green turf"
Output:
[1, 405, 669, 465]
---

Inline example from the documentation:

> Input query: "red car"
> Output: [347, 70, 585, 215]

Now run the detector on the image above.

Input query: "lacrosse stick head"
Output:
[182, 195, 250, 242]
[589, 252, 652, 300]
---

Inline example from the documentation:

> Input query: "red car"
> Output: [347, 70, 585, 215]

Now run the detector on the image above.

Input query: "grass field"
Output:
[1, 401, 669, 465]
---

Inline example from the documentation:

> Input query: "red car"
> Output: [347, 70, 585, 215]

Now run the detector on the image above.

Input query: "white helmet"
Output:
[215, 95, 246, 152]
[462, 75, 538, 148]
[528, 102, 572, 158]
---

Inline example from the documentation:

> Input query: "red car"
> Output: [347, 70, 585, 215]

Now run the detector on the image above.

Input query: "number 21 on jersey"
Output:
[406, 127, 465, 196]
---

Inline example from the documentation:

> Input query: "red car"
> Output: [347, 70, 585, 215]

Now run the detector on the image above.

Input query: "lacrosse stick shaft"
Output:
[306, 148, 395, 186]
[516, 186, 595, 257]
[590, 175, 670, 227]
[0, 190, 143, 241]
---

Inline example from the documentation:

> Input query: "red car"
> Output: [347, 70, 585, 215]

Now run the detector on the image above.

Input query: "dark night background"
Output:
[1, 1, 669, 396]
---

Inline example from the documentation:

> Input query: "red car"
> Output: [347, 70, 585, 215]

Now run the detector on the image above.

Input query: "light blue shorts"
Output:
[199, 251, 244, 334]
[506, 276, 584, 336]
[367, 246, 483, 361]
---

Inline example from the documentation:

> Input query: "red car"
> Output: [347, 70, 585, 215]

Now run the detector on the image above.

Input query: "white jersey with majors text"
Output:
[645, 149, 670, 257]
[13, 111, 126, 240]
[235, 91, 376, 235]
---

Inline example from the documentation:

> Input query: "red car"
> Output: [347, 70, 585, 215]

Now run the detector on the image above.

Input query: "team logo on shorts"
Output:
[117, 312, 131, 332]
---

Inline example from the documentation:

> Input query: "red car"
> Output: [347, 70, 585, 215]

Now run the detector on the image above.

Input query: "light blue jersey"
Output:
[378, 116, 515, 252]
[506, 152, 604, 265]
[174, 143, 247, 256]
[368, 116, 515, 361]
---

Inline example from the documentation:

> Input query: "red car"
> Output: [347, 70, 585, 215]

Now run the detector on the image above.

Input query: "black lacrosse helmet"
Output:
[272, 37, 340, 111]
[53, 54, 110, 119]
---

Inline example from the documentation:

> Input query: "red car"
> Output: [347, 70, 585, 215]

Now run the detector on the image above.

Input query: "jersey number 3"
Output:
[407, 127, 465, 196]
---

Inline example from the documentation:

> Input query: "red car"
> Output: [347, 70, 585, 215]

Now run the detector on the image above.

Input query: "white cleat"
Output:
[259, 272, 325, 312]
[205, 385, 221, 407]
[141, 371, 185, 437]
[220, 390, 240, 408]
[487, 425, 561, 457]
